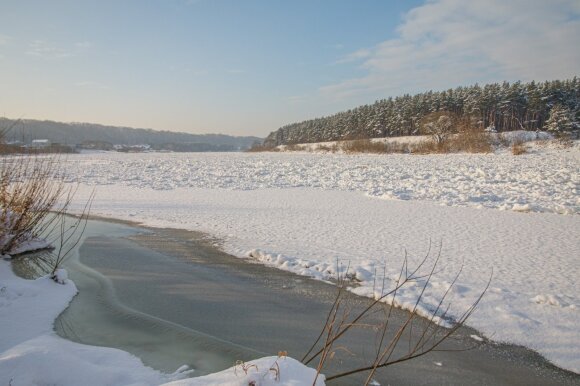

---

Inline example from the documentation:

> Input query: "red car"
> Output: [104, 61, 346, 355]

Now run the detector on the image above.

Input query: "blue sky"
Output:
[1, 0, 578, 137]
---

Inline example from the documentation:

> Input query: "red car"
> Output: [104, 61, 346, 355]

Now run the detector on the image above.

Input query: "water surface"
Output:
[14, 218, 578, 385]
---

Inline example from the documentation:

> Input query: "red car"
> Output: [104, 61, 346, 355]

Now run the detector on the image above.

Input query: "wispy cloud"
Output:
[323, 0, 580, 99]
[26, 39, 92, 59]
[334, 48, 371, 64]
[26, 40, 73, 58]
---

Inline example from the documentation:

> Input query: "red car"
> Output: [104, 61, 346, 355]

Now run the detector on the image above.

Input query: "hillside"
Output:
[0, 118, 261, 151]
[263, 78, 579, 146]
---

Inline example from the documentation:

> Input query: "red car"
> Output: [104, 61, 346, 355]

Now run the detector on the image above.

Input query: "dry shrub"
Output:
[304, 247, 491, 384]
[341, 139, 388, 154]
[414, 126, 492, 154]
[0, 152, 93, 277]
[496, 133, 512, 148]
[340, 139, 410, 154]
[284, 143, 305, 152]
[413, 140, 450, 154]
[0, 122, 92, 280]
[0, 155, 67, 255]
[511, 142, 527, 155]
[246, 144, 280, 152]
[316, 144, 338, 153]
[448, 129, 493, 153]
[0, 144, 23, 154]
[555, 134, 574, 148]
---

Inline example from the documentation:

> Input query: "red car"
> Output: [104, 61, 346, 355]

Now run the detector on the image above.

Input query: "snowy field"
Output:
[2, 145, 578, 385]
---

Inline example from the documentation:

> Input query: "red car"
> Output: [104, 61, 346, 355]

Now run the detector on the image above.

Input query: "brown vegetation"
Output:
[304, 247, 491, 384]
[511, 141, 527, 155]
[1, 122, 91, 277]
[246, 143, 280, 152]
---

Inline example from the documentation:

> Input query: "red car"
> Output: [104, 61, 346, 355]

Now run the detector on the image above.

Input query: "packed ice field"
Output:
[2, 140, 578, 385]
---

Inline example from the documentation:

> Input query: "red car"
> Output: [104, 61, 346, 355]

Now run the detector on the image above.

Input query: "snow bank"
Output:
[166, 356, 324, 386]
[62, 148, 579, 374]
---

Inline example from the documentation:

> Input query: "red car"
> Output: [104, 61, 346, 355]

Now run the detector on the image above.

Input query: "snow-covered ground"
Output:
[2, 143, 578, 384]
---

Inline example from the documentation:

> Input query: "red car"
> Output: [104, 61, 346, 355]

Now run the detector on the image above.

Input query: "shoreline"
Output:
[58, 215, 579, 384]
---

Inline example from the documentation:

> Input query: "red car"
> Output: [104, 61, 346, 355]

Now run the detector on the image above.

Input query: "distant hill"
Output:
[263, 78, 579, 146]
[0, 118, 261, 151]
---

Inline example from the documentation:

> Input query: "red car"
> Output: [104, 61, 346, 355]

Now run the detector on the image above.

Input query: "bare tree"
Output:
[1, 122, 92, 279]
[421, 111, 456, 145]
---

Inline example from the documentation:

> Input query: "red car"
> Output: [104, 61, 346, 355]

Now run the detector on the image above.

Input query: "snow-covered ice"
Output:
[60, 148, 578, 374]
[66, 145, 579, 214]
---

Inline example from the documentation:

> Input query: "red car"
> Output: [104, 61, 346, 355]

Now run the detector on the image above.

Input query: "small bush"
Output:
[246, 144, 279, 152]
[0, 155, 69, 256]
[341, 139, 388, 154]
[284, 143, 305, 152]
[413, 140, 449, 154]
[339, 139, 412, 154]
[511, 142, 527, 155]
[449, 129, 493, 153]
[1, 122, 91, 276]
[316, 144, 337, 153]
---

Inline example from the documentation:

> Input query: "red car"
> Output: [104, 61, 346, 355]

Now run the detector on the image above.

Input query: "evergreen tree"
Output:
[262, 78, 580, 146]
[545, 104, 574, 134]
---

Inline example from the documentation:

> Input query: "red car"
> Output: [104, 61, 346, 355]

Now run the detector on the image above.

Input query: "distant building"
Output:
[31, 139, 51, 148]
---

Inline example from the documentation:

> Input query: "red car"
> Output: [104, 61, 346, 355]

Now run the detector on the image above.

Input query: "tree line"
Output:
[0, 118, 261, 150]
[264, 78, 579, 146]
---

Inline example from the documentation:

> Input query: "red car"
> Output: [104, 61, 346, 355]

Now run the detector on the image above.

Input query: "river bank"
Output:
[39, 218, 580, 385]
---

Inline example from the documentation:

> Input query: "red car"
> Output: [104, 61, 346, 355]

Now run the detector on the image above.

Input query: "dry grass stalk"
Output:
[303, 246, 491, 384]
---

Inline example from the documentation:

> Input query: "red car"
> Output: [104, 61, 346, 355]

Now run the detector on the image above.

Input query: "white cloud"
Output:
[334, 48, 371, 64]
[26, 40, 91, 59]
[26, 40, 74, 58]
[322, 0, 580, 99]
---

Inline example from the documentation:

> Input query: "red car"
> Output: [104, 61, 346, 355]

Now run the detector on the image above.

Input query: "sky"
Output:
[1, 0, 579, 137]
